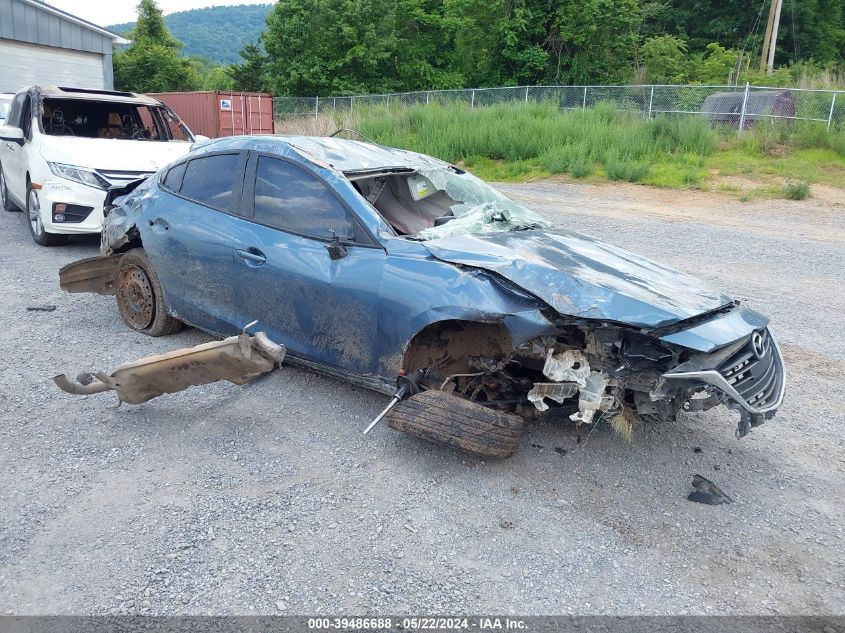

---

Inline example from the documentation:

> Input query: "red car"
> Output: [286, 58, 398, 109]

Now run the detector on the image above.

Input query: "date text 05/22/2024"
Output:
[307, 617, 528, 630]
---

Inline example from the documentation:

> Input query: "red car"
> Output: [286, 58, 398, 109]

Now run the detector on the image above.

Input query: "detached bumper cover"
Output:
[655, 328, 786, 437]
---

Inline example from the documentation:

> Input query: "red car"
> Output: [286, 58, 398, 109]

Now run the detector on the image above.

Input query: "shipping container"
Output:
[146, 91, 275, 139]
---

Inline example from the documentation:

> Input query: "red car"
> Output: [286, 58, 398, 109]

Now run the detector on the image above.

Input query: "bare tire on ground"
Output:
[1, 165, 19, 212]
[386, 390, 524, 459]
[115, 248, 183, 337]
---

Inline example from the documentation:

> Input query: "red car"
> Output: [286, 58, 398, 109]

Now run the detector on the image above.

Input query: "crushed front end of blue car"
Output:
[56, 135, 785, 447]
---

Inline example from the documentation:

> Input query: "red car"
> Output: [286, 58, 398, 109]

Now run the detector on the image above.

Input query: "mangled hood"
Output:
[40, 136, 193, 172]
[423, 229, 733, 328]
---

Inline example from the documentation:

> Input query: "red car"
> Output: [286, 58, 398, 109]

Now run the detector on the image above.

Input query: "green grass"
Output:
[784, 181, 811, 200]
[312, 102, 845, 197]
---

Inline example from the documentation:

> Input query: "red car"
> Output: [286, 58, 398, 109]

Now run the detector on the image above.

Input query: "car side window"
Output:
[20, 96, 32, 141]
[162, 161, 187, 192]
[6, 93, 24, 127]
[253, 156, 356, 241]
[179, 154, 241, 212]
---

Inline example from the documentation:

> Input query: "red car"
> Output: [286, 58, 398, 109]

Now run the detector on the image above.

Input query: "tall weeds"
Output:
[276, 101, 844, 186]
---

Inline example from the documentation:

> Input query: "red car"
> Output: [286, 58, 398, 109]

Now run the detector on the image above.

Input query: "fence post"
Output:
[315, 96, 319, 119]
[471, 89, 476, 108]
[426, 91, 430, 105]
[648, 85, 654, 118]
[737, 82, 750, 133]
[582, 86, 587, 110]
[524, 86, 529, 103]
[828, 93, 837, 132]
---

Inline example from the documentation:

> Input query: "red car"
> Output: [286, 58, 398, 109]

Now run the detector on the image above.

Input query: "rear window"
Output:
[180, 154, 241, 212]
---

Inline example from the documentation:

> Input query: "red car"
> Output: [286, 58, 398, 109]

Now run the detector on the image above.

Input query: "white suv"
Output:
[0, 86, 202, 246]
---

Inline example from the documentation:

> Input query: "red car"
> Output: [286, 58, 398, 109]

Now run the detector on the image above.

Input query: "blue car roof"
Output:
[196, 135, 446, 173]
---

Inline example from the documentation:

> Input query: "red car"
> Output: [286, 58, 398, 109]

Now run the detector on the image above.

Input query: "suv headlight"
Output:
[48, 162, 111, 190]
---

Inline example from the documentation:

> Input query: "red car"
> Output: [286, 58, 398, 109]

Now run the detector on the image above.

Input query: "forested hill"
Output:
[108, 4, 272, 64]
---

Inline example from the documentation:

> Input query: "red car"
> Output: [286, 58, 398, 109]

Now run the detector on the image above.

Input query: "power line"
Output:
[736, 0, 768, 82]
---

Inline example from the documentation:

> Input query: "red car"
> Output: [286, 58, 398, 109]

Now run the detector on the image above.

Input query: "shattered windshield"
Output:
[355, 165, 550, 240]
[415, 168, 550, 240]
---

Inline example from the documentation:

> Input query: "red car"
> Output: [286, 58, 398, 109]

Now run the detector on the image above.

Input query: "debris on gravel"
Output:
[0, 182, 842, 615]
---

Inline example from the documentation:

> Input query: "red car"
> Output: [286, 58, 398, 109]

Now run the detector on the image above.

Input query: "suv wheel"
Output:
[115, 248, 183, 336]
[1, 166, 19, 212]
[26, 181, 67, 246]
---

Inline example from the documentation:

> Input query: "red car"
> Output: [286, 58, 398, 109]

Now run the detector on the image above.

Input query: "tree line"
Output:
[115, 0, 845, 95]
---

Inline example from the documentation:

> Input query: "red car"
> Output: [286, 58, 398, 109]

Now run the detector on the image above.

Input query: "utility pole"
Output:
[759, 0, 784, 74]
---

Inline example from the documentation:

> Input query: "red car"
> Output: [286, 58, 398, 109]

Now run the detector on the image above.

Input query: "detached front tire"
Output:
[115, 248, 182, 336]
[387, 390, 525, 459]
[26, 181, 67, 246]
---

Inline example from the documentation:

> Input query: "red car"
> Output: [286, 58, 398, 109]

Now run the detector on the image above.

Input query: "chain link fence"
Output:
[275, 84, 844, 132]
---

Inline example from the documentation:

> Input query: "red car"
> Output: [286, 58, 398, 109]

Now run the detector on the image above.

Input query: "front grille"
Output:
[95, 169, 155, 186]
[719, 329, 782, 409]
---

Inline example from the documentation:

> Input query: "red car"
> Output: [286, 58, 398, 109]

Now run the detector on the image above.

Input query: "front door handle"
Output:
[4, 143, 16, 151]
[235, 247, 266, 265]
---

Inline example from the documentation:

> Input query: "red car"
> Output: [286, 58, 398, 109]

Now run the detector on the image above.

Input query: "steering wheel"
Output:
[130, 128, 149, 140]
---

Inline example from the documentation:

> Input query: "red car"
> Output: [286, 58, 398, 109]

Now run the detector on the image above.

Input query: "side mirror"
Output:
[0, 126, 24, 146]
[326, 234, 348, 261]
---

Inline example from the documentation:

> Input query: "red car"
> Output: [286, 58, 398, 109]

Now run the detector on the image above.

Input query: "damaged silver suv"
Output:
[57, 135, 785, 458]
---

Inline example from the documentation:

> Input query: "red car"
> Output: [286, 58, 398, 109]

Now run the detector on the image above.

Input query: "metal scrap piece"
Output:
[54, 331, 285, 405]
[59, 255, 123, 295]
[688, 474, 733, 505]
[527, 382, 579, 412]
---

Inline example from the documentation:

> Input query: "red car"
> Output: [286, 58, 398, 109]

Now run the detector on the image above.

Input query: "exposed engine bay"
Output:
[402, 320, 784, 439]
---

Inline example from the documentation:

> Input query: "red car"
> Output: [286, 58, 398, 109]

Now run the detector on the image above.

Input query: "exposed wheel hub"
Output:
[117, 265, 155, 329]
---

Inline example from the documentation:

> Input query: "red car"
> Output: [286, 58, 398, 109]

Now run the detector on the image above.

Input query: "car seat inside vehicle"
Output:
[353, 173, 458, 236]
[41, 98, 156, 140]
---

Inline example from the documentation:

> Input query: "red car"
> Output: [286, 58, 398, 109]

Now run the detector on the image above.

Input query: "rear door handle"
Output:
[235, 247, 266, 265]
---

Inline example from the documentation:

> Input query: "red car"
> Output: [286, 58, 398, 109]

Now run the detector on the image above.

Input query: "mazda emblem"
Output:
[751, 331, 765, 359]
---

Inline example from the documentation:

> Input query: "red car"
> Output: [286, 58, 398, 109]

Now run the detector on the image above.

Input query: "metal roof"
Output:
[278, 135, 446, 172]
[193, 135, 447, 172]
[36, 85, 162, 105]
[701, 90, 795, 119]
[0, 0, 128, 54]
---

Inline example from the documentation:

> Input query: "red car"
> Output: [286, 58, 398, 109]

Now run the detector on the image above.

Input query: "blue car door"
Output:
[141, 151, 255, 335]
[222, 152, 386, 376]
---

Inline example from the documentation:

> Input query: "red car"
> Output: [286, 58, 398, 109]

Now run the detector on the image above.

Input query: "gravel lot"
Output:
[0, 181, 842, 616]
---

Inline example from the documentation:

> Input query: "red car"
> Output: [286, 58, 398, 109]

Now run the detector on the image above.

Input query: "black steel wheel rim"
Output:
[117, 265, 155, 329]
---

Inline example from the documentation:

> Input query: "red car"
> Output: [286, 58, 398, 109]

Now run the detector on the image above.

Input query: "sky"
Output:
[45, 0, 271, 28]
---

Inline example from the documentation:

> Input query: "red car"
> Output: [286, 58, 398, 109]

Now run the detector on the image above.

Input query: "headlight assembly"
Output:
[48, 162, 111, 190]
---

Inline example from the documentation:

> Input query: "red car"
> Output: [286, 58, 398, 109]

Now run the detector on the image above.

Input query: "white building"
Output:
[0, 0, 127, 93]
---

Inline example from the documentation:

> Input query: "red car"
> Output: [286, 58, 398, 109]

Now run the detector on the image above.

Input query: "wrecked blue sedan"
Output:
[58, 135, 785, 458]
